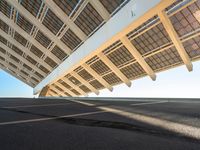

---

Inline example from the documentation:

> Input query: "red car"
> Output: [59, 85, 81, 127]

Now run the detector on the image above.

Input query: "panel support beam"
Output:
[0, 12, 61, 64]
[158, 10, 193, 71]
[0, 29, 52, 71]
[6, 0, 71, 55]
[44, 0, 87, 41]
[98, 52, 132, 87]
[0, 44, 46, 77]
[1, 53, 41, 82]
[71, 71, 99, 95]
[34, 0, 175, 94]
[82, 63, 113, 91]
[121, 36, 156, 81]
[39, 86, 50, 97]
[89, 0, 110, 21]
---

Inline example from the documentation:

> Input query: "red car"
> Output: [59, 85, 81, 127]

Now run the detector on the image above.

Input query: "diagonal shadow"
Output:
[0, 107, 200, 143]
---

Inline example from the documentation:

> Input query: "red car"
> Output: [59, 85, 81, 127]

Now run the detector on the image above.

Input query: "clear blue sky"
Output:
[0, 61, 200, 98]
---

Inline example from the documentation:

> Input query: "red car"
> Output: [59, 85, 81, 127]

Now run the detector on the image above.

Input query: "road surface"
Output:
[0, 97, 200, 150]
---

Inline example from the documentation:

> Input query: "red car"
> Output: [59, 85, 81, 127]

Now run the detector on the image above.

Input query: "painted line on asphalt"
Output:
[0, 110, 106, 126]
[1, 103, 72, 109]
[130, 101, 168, 106]
[169, 101, 200, 103]
[68, 99, 95, 106]
[98, 106, 200, 140]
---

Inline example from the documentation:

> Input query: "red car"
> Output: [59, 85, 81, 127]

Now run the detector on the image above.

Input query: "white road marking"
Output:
[169, 101, 200, 103]
[130, 101, 168, 106]
[0, 110, 106, 126]
[98, 106, 200, 140]
[2, 103, 71, 109]
[68, 99, 95, 106]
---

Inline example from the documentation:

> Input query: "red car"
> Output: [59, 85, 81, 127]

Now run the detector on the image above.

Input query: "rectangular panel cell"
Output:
[0, 0, 11, 18]
[35, 71, 44, 79]
[183, 36, 200, 59]
[16, 13, 33, 34]
[21, 0, 43, 17]
[90, 59, 111, 75]
[120, 62, 146, 79]
[77, 69, 94, 81]
[89, 80, 104, 89]
[68, 76, 81, 86]
[131, 23, 171, 55]
[0, 19, 9, 33]
[61, 29, 82, 51]
[74, 3, 103, 36]
[99, 0, 125, 14]
[145, 47, 183, 71]
[30, 45, 43, 58]
[42, 9, 64, 35]
[12, 45, 23, 56]
[9, 62, 17, 69]
[107, 46, 134, 67]
[58, 79, 72, 89]
[79, 85, 91, 93]
[71, 89, 80, 95]
[53, 0, 79, 16]
[44, 56, 57, 68]
[35, 30, 51, 48]
[10, 55, 20, 63]
[51, 45, 67, 60]
[0, 35, 7, 45]
[0, 47, 6, 54]
[21, 70, 29, 76]
[26, 55, 37, 65]
[170, 1, 200, 37]
[102, 72, 122, 85]
[39, 65, 50, 74]
[14, 32, 28, 47]
[23, 63, 32, 71]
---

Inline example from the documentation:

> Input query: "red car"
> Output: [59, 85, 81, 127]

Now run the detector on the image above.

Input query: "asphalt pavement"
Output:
[0, 97, 200, 150]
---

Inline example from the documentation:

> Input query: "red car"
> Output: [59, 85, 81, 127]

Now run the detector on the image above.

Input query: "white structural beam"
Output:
[158, 10, 193, 71]
[0, 12, 61, 64]
[55, 82, 76, 97]
[44, 0, 87, 41]
[82, 63, 113, 91]
[0, 44, 46, 77]
[0, 29, 52, 71]
[121, 36, 156, 80]
[89, 0, 110, 21]
[61, 77, 87, 96]
[6, 0, 71, 55]
[71, 71, 99, 95]
[34, 0, 175, 94]
[98, 52, 132, 87]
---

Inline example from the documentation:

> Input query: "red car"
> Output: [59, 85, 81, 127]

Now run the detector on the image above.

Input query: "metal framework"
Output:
[1, 0, 200, 97]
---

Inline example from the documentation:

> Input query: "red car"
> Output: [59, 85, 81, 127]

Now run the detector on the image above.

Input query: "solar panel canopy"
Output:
[0, 0, 200, 97]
